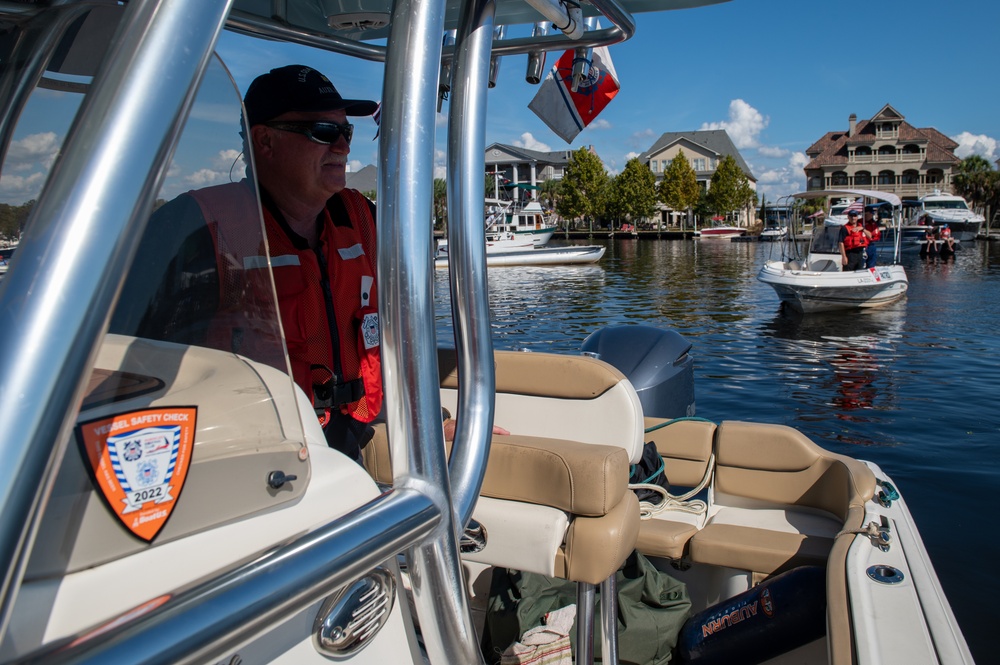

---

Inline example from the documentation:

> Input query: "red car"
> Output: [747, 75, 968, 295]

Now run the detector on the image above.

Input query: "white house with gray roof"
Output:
[485, 143, 598, 202]
[639, 129, 756, 228]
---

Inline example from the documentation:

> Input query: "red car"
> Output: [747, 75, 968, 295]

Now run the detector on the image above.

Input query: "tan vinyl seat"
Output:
[634, 418, 716, 561]
[688, 421, 876, 576]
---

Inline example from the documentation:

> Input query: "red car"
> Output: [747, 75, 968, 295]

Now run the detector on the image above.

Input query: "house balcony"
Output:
[848, 153, 923, 164]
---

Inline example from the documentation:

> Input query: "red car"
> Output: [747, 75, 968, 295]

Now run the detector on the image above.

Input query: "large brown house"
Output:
[804, 105, 960, 197]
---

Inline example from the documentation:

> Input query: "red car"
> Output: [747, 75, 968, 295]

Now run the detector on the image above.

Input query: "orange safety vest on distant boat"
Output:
[864, 220, 881, 241]
[842, 224, 868, 251]
[187, 180, 382, 425]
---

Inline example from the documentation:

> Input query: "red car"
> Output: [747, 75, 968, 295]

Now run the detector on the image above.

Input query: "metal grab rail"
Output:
[446, 0, 497, 535]
[227, 0, 635, 61]
[18, 490, 440, 664]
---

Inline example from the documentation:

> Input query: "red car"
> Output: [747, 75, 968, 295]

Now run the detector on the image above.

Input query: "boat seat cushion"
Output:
[634, 418, 716, 560]
[365, 427, 631, 517]
[688, 524, 835, 575]
[439, 349, 645, 464]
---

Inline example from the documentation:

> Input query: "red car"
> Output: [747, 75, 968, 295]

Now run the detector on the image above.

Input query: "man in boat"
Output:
[112, 65, 382, 463]
[862, 208, 882, 268]
[838, 210, 870, 271]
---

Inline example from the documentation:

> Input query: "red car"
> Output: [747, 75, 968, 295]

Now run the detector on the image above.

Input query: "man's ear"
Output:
[250, 124, 272, 157]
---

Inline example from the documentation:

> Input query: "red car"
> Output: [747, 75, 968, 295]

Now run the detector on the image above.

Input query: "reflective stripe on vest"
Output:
[187, 182, 382, 423]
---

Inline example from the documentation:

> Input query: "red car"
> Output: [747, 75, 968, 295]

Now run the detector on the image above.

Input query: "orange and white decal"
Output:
[78, 407, 196, 542]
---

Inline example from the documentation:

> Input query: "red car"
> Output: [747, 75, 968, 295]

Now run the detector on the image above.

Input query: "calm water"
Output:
[435, 237, 1000, 661]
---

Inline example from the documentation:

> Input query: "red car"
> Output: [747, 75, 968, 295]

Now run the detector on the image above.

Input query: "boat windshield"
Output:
[924, 199, 969, 210]
[812, 226, 843, 253]
[2, 9, 303, 454]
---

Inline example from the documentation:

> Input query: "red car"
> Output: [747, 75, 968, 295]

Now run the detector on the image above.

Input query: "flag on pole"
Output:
[843, 199, 864, 214]
[528, 46, 620, 143]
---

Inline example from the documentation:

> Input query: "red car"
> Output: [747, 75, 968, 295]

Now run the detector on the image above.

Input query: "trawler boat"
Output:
[916, 191, 984, 241]
[0, 3, 970, 665]
[487, 197, 557, 246]
[758, 190, 909, 313]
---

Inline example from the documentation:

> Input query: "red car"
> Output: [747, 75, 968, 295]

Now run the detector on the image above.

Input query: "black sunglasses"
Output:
[264, 121, 354, 145]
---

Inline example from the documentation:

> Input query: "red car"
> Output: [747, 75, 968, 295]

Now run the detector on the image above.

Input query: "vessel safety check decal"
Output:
[78, 407, 196, 542]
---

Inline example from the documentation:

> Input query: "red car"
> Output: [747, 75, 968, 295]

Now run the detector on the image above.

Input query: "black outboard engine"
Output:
[581, 325, 695, 418]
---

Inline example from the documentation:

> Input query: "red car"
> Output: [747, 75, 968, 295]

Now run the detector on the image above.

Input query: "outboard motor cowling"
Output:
[581, 325, 695, 418]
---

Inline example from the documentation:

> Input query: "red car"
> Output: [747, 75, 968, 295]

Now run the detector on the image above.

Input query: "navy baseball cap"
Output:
[244, 65, 378, 126]
[846, 210, 859, 218]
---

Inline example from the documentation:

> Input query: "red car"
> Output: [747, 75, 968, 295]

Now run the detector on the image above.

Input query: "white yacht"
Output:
[916, 191, 984, 241]
[0, 3, 970, 665]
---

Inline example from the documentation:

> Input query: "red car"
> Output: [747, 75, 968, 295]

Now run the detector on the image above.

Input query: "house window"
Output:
[855, 171, 872, 185]
[693, 158, 706, 171]
[878, 170, 895, 185]
[650, 161, 658, 172]
[831, 171, 848, 186]
[901, 170, 919, 184]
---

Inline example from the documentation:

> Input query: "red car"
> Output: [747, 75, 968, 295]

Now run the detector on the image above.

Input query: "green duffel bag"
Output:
[482, 551, 691, 665]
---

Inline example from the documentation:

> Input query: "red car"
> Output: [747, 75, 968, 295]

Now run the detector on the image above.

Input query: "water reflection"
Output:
[759, 305, 906, 441]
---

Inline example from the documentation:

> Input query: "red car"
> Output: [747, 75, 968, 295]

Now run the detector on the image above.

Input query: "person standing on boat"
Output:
[862, 208, 882, 269]
[838, 210, 870, 271]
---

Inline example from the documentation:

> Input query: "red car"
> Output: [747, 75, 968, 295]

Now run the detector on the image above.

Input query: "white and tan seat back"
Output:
[438, 349, 645, 464]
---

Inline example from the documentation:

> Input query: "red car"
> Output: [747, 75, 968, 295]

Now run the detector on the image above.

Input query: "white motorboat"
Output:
[915, 191, 984, 241]
[758, 189, 909, 313]
[759, 224, 788, 241]
[0, 4, 971, 665]
[694, 225, 746, 238]
[435, 232, 604, 267]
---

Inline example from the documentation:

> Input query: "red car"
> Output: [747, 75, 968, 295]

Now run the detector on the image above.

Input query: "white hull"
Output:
[695, 226, 746, 238]
[758, 260, 908, 313]
[436, 243, 605, 268]
[759, 227, 788, 241]
[919, 211, 982, 241]
[514, 226, 556, 246]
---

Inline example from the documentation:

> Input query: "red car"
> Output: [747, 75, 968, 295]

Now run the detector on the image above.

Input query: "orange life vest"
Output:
[187, 181, 382, 424]
[864, 220, 881, 241]
[842, 224, 868, 251]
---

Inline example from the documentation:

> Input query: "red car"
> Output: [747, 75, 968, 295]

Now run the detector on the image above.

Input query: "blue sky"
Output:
[3, 0, 998, 205]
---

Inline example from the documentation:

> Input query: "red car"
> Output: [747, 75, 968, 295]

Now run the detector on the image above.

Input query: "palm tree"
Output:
[432, 178, 448, 232]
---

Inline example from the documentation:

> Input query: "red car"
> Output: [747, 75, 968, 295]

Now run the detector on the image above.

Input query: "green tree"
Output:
[539, 178, 561, 215]
[657, 150, 700, 229]
[952, 155, 999, 222]
[432, 178, 448, 231]
[556, 147, 609, 232]
[606, 158, 657, 227]
[705, 155, 755, 221]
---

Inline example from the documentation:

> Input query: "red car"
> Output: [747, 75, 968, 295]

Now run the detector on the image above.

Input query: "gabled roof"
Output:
[485, 142, 577, 166]
[638, 130, 755, 181]
[804, 110, 960, 170]
[345, 164, 377, 192]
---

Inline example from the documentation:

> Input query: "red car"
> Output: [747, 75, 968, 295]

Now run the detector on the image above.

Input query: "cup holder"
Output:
[866, 565, 905, 585]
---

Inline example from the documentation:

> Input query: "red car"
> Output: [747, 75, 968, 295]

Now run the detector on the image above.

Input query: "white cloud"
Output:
[625, 151, 640, 161]
[789, 152, 809, 171]
[512, 132, 551, 152]
[758, 145, 789, 158]
[587, 119, 612, 131]
[700, 99, 768, 149]
[0, 171, 47, 203]
[183, 168, 227, 188]
[434, 148, 447, 180]
[348, 159, 363, 173]
[7, 132, 59, 170]
[951, 132, 997, 161]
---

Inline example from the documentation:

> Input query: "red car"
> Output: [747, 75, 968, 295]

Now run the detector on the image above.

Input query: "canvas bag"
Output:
[482, 551, 691, 665]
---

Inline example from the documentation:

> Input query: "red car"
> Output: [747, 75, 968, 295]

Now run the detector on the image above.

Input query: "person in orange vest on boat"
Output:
[862, 208, 882, 269]
[112, 65, 383, 462]
[838, 210, 870, 271]
[111, 65, 506, 462]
